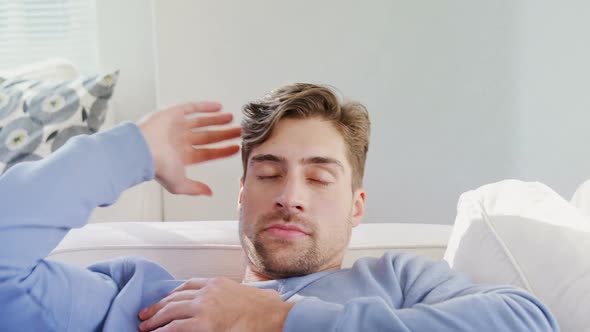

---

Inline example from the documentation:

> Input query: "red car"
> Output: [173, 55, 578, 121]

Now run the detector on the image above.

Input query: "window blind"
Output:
[0, 0, 98, 74]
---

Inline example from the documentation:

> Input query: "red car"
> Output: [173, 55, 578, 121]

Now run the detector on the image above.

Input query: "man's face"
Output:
[238, 117, 365, 279]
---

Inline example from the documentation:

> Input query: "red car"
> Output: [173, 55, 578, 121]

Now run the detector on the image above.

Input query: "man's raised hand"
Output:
[139, 101, 241, 196]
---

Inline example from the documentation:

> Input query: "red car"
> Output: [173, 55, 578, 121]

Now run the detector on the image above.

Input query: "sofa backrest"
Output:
[49, 221, 452, 281]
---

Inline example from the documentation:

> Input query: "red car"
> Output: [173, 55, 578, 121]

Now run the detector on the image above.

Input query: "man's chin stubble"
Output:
[253, 238, 322, 278]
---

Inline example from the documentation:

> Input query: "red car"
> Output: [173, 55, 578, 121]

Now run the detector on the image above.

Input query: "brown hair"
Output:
[241, 83, 370, 189]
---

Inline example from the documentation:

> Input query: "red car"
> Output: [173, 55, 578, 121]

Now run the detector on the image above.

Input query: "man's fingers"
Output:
[188, 145, 240, 164]
[152, 319, 194, 332]
[181, 101, 223, 115]
[187, 112, 233, 128]
[173, 179, 213, 196]
[139, 300, 197, 332]
[139, 290, 199, 321]
[190, 127, 242, 145]
[172, 278, 209, 293]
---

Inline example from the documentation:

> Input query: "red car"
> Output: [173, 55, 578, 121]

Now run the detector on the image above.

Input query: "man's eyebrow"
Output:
[250, 154, 286, 165]
[303, 157, 344, 171]
[249, 154, 344, 172]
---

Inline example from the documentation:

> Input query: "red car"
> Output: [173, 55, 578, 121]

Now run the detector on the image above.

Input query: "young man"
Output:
[0, 84, 558, 331]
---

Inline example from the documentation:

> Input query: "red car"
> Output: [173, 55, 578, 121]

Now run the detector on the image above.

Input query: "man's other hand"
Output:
[138, 101, 241, 196]
[137, 277, 294, 332]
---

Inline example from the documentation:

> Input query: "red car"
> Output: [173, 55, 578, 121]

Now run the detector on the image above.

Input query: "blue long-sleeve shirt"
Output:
[0, 122, 559, 332]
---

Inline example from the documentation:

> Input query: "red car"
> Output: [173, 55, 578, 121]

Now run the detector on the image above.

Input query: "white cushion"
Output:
[444, 180, 590, 332]
[49, 221, 451, 281]
[571, 179, 590, 219]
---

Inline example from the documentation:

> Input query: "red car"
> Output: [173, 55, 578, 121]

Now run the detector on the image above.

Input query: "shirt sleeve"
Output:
[283, 252, 559, 332]
[0, 122, 155, 331]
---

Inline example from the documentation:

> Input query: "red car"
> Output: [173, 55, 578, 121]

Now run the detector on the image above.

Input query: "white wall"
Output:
[96, 0, 159, 123]
[100, 1, 590, 224]
[513, 1, 590, 196]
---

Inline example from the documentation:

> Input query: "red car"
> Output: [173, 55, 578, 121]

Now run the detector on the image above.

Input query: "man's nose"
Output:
[274, 177, 306, 213]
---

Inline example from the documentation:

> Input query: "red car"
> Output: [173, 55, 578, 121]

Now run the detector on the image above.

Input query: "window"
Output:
[0, 0, 98, 73]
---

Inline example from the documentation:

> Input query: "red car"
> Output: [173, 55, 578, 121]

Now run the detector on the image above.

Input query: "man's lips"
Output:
[262, 223, 311, 239]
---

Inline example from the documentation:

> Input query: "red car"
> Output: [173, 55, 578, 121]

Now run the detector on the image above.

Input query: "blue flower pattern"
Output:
[0, 71, 118, 174]
[0, 116, 43, 164]
[0, 87, 22, 121]
[27, 86, 80, 125]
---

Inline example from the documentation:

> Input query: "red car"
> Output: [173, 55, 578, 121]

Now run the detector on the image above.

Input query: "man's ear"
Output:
[351, 189, 366, 228]
[238, 177, 244, 205]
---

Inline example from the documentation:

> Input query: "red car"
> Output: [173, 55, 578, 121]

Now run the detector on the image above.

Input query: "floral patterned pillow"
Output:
[0, 71, 118, 174]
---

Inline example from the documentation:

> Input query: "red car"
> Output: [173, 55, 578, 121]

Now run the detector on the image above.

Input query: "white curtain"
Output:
[0, 0, 98, 73]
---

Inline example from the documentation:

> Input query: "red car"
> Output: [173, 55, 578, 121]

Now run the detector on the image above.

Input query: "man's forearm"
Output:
[0, 122, 155, 331]
[0, 122, 153, 229]
[0, 122, 154, 274]
[282, 253, 558, 332]
[0, 122, 154, 276]
[284, 290, 558, 332]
